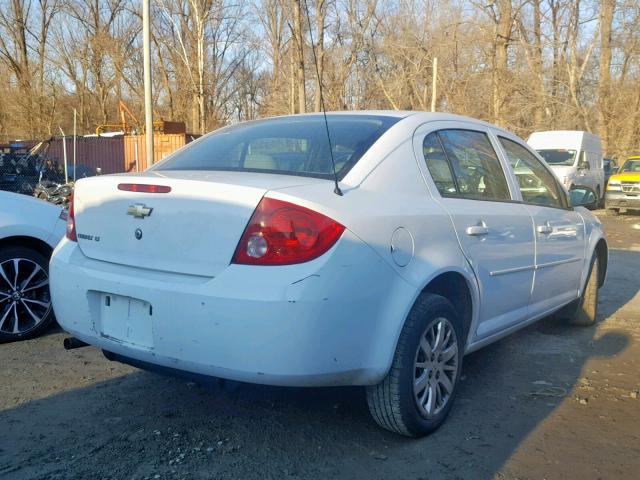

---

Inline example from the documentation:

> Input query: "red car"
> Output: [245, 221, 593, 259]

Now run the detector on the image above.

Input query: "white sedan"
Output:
[0, 191, 66, 341]
[50, 112, 607, 437]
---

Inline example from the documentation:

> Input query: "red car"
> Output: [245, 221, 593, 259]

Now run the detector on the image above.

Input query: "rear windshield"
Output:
[153, 115, 401, 180]
[536, 149, 577, 166]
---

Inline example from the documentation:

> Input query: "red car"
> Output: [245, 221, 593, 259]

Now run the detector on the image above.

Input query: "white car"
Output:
[0, 191, 66, 341]
[50, 112, 607, 437]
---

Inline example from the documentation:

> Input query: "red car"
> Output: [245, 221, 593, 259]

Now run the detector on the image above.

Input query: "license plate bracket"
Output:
[99, 293, 154, 349]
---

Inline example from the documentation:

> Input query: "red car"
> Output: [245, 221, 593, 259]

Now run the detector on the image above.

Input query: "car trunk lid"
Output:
[73, 171, 324, 277]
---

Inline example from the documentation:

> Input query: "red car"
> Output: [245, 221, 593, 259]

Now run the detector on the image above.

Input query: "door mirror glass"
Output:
[569, 185, 597, 208]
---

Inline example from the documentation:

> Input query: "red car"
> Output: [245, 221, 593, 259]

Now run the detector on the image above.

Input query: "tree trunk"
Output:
[532, 0, 544, 128]
[192, 94, 199, 134]
[598, 0, 615, 153]
[550, 1, 560, 129]
[292, 0, 306, 113]
[289, 52, 295, 114]
[314, 0, 326, 112]
[492, 0, 512, 127]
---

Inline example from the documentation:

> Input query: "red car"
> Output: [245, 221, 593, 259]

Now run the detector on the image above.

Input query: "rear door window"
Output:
[499, 137, 566, 209]
[422, 132, 457, 195]
[423, 129, 511, 201]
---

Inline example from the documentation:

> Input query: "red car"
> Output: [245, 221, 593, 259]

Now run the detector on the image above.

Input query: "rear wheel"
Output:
[366, 293, 463, 437]
[0, 246, 54, 342]
[570, 255, 600, 326]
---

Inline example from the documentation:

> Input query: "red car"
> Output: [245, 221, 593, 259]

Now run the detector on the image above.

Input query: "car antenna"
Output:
[302, 0, 343, 196]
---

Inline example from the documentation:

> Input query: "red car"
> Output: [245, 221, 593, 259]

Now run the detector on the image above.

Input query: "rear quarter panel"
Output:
[0, 192, 65, 248]
[272, 116, 479, 359]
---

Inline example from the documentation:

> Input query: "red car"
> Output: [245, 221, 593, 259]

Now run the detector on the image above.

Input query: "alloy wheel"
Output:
[0, 258, 51, 335]
[413, 317, 459, 418]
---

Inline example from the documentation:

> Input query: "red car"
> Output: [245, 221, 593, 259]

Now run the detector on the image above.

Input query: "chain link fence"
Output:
[0, 139, 68, 196]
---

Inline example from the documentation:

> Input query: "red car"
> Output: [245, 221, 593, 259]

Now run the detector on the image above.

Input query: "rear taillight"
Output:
[232, 198, 345, 265]
[66, 193, 77, 241]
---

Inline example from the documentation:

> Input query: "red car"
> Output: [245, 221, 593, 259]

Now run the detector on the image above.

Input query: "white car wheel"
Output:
[570, 255, 600, 326]
[0, 246, 54, 342]
[366, 293, 463, 437]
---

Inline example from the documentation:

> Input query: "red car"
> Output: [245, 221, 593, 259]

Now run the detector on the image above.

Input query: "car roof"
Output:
[261, 110, 509, 136]
[264, 110, 501, 125]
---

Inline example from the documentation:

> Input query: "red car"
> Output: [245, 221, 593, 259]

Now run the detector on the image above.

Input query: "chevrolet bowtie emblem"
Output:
[127, 203, 153, 219]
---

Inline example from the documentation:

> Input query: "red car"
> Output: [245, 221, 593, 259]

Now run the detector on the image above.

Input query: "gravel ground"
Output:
[1, 210, 639, 480]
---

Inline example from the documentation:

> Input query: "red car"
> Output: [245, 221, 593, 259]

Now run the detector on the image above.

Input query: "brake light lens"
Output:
[232, 198, 345, 265]
[118, 183, 171, 193]
[66, 193, 77, 241]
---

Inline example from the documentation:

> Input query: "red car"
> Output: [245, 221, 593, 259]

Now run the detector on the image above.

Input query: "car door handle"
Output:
[465, 221, 489, 236]
[536, 221, 553, 235]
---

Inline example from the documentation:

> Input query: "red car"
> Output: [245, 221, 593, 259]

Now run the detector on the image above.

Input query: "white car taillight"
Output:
[66, 193, 77, 241]
[232, 197, 345, 265]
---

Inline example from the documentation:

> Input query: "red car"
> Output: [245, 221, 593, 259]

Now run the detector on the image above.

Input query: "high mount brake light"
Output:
[118, 183, 171, 193]
[66, 193, 77, 241]
[232, 198, 345, 266]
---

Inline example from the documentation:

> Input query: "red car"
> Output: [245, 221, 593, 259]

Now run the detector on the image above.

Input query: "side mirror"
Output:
[569, 185, 597, 209]
[96, 167, 102, 176]
[612, 166, 619, 174]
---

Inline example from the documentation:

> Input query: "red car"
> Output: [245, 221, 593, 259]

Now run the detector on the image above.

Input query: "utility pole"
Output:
[143, 0, 154, 167]
[431, 57, 438, 112]
[59, 127, 68, 184]
[73, 109, 77, 181]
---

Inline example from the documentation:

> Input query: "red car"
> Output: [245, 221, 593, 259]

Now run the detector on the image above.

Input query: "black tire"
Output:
[569, 255, 600, 326]
[0, 246, 54, 342]
[366, 293, 464, 437]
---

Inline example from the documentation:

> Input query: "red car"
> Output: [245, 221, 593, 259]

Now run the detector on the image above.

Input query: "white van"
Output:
[527, 131, 605, 204]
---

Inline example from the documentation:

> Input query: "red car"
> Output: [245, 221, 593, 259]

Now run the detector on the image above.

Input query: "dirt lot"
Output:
[1, 211, 639, 480]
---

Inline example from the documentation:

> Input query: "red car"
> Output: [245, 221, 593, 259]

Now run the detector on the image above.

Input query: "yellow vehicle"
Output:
[606, 156, 640, 214]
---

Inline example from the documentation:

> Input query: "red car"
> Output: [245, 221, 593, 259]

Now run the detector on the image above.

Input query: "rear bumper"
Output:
[50, 233, 414, 387]
[605, 191, 640, 209]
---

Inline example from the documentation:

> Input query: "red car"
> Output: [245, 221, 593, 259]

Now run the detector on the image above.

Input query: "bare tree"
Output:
[598, 0, 615, 152]
[0, 0, 35, 134]
[313, 0, 327, 112]
[1, 0, 639, 161]
[259, 0, 289, 114]
[291, 0, 306, 113]
[156, 0, 248, 133]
